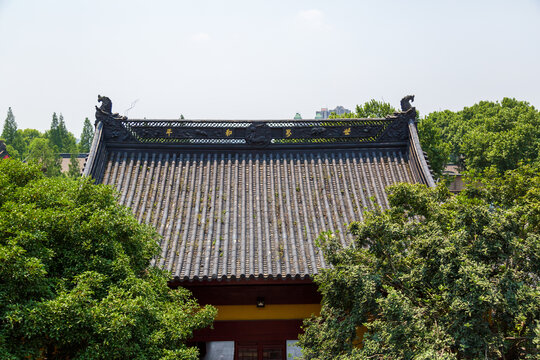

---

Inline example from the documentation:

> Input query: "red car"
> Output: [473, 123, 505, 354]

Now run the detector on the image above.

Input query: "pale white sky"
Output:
[1, 0, 539, 136]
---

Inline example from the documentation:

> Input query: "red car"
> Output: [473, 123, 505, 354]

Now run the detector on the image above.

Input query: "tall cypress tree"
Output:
[1, 108, 25, 158]
[79, 118, 94, 153]
[1, 108, 17, 144]
[58, 114, 69, 145]
[48, 113, 76, 153]
[49, 112, 61, 151]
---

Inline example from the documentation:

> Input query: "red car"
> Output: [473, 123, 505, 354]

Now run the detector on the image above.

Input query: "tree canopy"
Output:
[327, 97, 540, 177]
[26, 137, 62, 177]
[418, 98, 540, 175]
[48, 113, 77, 153]
[1, 108, 18, 146]
[1, 108, 25, 159]
[79, 117, 94, 153]
[354, 100, 396, 119]
[1, 109, 92, 177]
[329, 100, 396, 119]
[0, 159, 216, 359]
[299, 167, 540, 359]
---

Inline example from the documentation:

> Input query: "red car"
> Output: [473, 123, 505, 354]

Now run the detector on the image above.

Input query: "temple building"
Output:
[0, 140, 10, 159]
[83, 96, 434, 360]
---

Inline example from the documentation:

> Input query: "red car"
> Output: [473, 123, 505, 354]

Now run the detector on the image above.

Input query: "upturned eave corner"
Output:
[400, 95, 436, 187]
[83, 95, 121, 180]
[411, 123, 436, 187]
[82, 121, 104, 179]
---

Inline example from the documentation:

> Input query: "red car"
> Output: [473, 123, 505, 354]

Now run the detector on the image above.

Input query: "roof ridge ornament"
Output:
[95, 95, 132, 142]
[97, 95, 112, 114]
[378, 98, 417, 142]
[96, 95, 126, 120]
[400, 95, 415, 112]
[245, 122, 271, 148]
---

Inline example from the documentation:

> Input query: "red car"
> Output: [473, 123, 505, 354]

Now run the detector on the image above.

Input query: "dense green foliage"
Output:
[1, 108, 20, 149]
[418, 98, 540, 175]
[48, 112, 77, 153]
[328, 98, 539, 177]
[67, 153, 82, 178]
[416, 114, 451, 178]
[79, 117, 94, 153]
[26, 137, 62, 177]
[1, 109, 53, 161]
[1, 108, 25, 159]
[353, 100, 396, 119]
[0, 160, 216, 359]
[329, 100, 396, 119]
[299, 168, 540, 359]
[1, 108, 90, 177]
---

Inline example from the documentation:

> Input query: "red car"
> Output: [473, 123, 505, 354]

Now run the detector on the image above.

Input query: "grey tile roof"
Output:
[101, 148, 421, 281]
[84, 99, 435, 281]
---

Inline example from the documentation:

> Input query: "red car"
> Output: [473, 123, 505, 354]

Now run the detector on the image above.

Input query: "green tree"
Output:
[27, 137, 62, 177]
[17, 128, 45, 160]
[67, 152, 81, 178]
[354, 99, 396, 118]
[0, 159, 216, 359]
[1, 108, 25, 158]
[79, 117, 94, 153]
[299, 177, 540, 359]
[417, 115, 451, 177]
[419, 98, 540, 174]
[1, 108, 17, 144]
[48, 113, 77, 153]
[329, 100, 396, 119]
[49, 112, 60, 147]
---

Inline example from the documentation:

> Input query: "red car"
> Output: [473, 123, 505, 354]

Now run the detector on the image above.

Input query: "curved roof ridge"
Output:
[407, 117, 436, 187]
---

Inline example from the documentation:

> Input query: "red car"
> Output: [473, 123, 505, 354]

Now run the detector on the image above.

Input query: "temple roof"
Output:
[0, 140, 10, 159]
[84, 97, 434, 281]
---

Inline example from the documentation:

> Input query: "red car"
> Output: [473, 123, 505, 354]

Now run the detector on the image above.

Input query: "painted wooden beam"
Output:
[215, 304, 321, 321]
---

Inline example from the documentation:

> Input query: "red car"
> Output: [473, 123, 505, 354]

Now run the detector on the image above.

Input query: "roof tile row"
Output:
[102, 149, 419, 281]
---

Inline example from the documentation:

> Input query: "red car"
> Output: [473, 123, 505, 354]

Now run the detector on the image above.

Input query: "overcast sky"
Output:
[1, 0, 539, 136]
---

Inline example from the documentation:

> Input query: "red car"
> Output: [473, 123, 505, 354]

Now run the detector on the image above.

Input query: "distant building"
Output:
[315, 106, 351, 120]
[332, 106, 351, 117]
[443, 164, 465, 193]
[59, 153, 88, 174]
[315, 108, 329, 120]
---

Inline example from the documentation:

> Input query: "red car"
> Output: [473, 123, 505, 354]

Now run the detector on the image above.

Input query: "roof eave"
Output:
[82, 121, 106, 180]
[407, 115, 436, 187]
